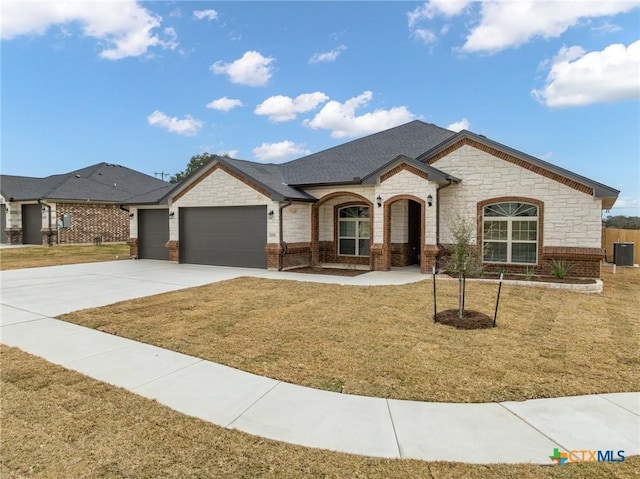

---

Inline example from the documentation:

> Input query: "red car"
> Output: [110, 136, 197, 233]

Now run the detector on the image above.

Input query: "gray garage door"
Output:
[138, 209, 169, 260]
[180, 206, 267, 268]
[1, 207, 6, 243]
[22, 204, 42, 245]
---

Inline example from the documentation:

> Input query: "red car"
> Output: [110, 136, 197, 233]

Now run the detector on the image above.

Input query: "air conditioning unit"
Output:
[613, 242, 634, 266]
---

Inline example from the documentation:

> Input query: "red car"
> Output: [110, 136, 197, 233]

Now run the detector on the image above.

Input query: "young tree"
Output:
[170, 153, 216, 184]
[445, 215, 483, 318]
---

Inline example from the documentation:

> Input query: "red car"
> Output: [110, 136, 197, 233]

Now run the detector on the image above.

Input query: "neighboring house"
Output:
[0, 163, 171, 245]
[125, 121, 618, 278]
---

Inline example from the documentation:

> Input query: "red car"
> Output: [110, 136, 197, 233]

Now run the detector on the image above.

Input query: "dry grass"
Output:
[2, 345, 637, 479]
[0, 243, 130, 270]
[60, 266, 640, 403]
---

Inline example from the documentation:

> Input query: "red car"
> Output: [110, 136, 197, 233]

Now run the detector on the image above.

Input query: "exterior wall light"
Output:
[268, 210, 274, 217]
[376, 195, 382, 208]
[129, 213, 135, 218]
[169, 211, 175, 218]
[427, 194, 433, 207]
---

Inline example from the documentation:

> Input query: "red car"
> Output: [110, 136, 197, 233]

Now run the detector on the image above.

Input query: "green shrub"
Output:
[551, 259, 571, 279]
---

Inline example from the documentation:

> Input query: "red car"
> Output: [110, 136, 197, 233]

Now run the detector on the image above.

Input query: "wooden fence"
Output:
[602, 228, 640, 264]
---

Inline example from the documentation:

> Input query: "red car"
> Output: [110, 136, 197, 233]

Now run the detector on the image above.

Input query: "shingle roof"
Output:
[418, 130, 620, 207]
[223, 158, 315, 201]
[280, 120, 457, 185]
[0, 163, 169, 203]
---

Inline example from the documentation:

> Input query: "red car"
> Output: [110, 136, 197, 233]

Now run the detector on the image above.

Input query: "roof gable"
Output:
[361, 155, 458, 185]
[420, 131, 619, 208]
[281, 120, 456, 186]
[168, 157, 315, 204]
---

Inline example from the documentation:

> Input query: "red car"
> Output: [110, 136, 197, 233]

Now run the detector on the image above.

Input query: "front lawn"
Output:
[60, 266, 639, 403]
[0, 243, 129, 270]
[2, 346, 637, 478]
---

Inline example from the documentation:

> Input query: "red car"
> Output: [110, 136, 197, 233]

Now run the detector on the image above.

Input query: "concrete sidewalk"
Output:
[1, 260, 638, 464]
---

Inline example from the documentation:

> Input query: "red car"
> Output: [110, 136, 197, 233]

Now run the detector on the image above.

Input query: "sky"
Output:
[1, 0, 639, 215]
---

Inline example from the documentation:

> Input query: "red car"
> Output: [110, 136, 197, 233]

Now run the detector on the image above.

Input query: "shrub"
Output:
[551, 259, 571, 279]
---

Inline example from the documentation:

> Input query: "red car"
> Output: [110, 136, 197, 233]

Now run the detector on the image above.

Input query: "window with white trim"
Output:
[338, 206, 370, 256]
[482, 202, 538, 264]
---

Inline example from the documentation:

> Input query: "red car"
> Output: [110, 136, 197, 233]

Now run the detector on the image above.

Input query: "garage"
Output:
[1, 206, 6, 243]
[22, 204, 42, 244]
[138, 209, 169, 260]
[179, 206, 267, 268]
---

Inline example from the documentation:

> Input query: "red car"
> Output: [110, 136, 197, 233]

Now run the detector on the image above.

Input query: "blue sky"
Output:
[2, 1, 639, 215]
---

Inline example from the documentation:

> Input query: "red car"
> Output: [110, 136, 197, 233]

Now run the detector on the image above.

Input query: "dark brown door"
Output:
[22, 204, 42, 244]
[138, 209, 169, 260]
[179, 206, 267, 268]
[408, 200, 421, 265]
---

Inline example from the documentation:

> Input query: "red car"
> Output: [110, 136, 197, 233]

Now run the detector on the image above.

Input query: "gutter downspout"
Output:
[278, 200, 293, 271]
[37, 199, 53, 246]
[435, 179, 455, 271]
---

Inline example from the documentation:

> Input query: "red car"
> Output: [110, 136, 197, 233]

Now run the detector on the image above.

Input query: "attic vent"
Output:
[75, 174, 81, 178]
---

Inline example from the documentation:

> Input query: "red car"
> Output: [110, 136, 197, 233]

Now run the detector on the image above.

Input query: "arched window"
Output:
[338, 206, 370, 256]
[483, 202, 538, 264]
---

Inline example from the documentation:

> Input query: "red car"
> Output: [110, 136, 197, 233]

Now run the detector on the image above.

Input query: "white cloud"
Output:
[210, 51, 275, 86]
[309, 45, 347, 63]
[447, 118, 470, 132]
[255, 92, 329, 122]
[408, 1, 471, 28]
[413, 28, 437, 45]
[462, 1, 639, 53]
[217, 149, 239, 158]
[193, 9, 218, 21]
[304, 91, 416, 138]
[206, 97, 244, 112]
[532, 40, 640, 107]
[253, 141, 311, 162]
[1, 0, 177, 60]
[147, 110, 203, 136]
[610, 196, 640, 209]
[407, 1, 471, 43]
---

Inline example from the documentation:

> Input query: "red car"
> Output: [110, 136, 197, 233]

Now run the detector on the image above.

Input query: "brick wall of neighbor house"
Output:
[170, 167, 280, 244]
[54, 203, 129, 244]
[433, 144, 604, 277]
[3, 202, 23, 244]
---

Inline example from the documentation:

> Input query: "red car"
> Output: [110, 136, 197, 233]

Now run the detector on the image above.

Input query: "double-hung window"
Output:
[482, 202, 538, 264]
[338, 206, 370, 256]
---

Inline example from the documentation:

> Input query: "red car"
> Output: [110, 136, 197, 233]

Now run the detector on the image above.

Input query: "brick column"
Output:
[6, 228, 22, 244]
[165, 240, 179, 262]
[265, 243, 283, 270]
[127, 237, 138, 258]
[421, 244, 439, 273]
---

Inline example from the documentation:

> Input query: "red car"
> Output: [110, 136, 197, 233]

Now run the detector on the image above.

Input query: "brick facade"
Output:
[55, 203, 129, 244]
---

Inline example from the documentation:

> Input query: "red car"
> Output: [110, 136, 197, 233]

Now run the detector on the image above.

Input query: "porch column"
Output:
[311, 204, 320, 266]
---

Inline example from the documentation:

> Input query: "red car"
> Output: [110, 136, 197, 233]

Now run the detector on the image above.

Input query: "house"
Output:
[124, 121, 618, 278]
[0, 163, 171, 245]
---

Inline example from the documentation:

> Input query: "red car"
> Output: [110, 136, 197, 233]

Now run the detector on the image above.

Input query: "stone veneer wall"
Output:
[432, 144, 604, 278]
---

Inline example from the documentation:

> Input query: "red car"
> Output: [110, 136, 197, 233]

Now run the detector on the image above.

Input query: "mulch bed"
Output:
[287, 267, 368, 277]
[444, 273, 596, 284]
[434, 309, 494, 329]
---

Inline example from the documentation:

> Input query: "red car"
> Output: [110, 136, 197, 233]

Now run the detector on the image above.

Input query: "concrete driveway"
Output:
[1, 260, 638, 464]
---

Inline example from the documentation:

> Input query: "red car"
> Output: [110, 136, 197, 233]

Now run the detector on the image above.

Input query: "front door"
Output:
[408, 200, 421, 265]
